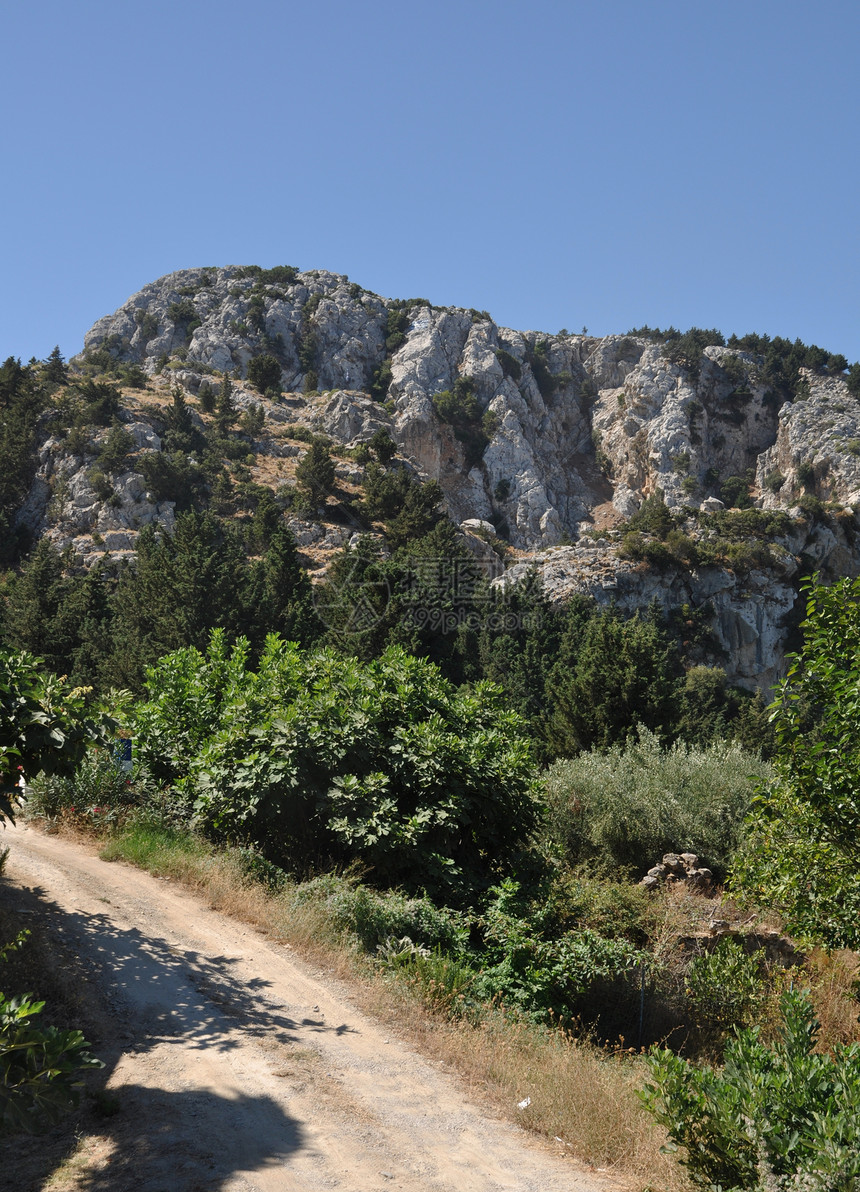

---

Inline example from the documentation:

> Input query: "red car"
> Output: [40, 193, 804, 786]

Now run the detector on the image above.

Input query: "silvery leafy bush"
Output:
[543, 727, 765, 877]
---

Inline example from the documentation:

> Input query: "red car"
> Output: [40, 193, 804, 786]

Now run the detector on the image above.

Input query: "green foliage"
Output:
[0, 648, 110, 825]
[731, 576, 860, 946]
[137, 449, 204, 507]
[640, 990, 860, 1190]
[43, 346, 68, 385]
[134, 309, 160, 342]
[765, 468, 786, 493]
[133, 637, 538, 903]
[214, 373, 237, 435]
[238, 402, 265, 437]
[524, 341, 563, 399]
[247, 354, 282, 394]
[368, 427, 397, 464]
[198, 380, 215, 413]
[260, 265, 298, 285]
[369, 357, 393, 402]
[847, 362, 860, 397]
[619, 529, 699, 571]
[0, 989, 102, 1135]
[307, 877, 467, 953]
[96, 423, 134, 474]
[663, 328, 726, 380]
[432, 376, 481, 424]
[106, 514, 252, 689]
[383, 307, 410, 354]
[76, 378, 121, 426]
[357, 464, 444, 547]
[26, 747, 137, 822]
[720, 474, 754, 509]
[431, 377, 491, 466]
[163, 386, 201, 455]
[3, 517, 317, 694]
[684, 938, 777, 1048]
[86, 467, 113, 502]
[247, 294, 266, 332]
[295, 440, 336, 503]
[319, 526, 476, 667]
[728, 332, 844, 403]
[469, 879, 641, 1023]
[3, 544, 115, 685]
[625, 493, 674, 539]
[796, 460, 816, 491]
[544, 609, 681, 755]
[495, 348, 522, 382]
[676, 667, 772, 750]
[129, 629, 253, 785]
[0, 358, 50, 557]
[543, 728, 762, 876]
[167, 297, 200, 339]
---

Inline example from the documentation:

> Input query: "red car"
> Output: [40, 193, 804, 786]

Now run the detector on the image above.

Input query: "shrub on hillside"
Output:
[542, 728, 764, 877]
[296, 876, 468, 953]
[247, 354, 282, 394]
[129, 635, 539, 903]
[641, 990, 860, 1189]
[26, 748, 137, 823]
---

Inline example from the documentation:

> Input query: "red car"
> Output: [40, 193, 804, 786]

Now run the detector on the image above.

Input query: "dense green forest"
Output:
[0, 352, 778, 761]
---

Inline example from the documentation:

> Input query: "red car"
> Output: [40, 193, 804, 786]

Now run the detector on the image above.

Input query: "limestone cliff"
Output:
[20, 264, 860, 690]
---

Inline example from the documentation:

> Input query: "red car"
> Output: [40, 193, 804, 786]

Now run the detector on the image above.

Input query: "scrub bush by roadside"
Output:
[543, 728, 764, 878]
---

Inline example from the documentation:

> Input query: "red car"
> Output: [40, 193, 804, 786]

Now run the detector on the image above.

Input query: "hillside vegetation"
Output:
[3, 272, 860, 1186]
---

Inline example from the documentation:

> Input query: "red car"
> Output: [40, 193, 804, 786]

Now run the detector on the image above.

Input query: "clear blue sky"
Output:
[2, 0, 858, 364]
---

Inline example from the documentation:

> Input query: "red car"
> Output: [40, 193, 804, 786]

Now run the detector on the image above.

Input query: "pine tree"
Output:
[214, 374, 236, 435]
[4, 540, 78, 674]
[243, 527, 321, 646]
[105, 513, 248, 690]
[295, 441, 335, 505]
[43, 345, 68, 385]
[163, 385, 196, 453]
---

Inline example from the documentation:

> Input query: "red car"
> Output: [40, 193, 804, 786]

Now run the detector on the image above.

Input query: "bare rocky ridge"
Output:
[16, 265, 860, 689]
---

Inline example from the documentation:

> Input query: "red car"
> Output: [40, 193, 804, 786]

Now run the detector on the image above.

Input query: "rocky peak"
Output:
[33, 265, 858, 691]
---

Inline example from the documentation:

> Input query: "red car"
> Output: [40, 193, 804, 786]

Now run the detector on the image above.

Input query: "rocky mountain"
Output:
[16, 264, 860, 690]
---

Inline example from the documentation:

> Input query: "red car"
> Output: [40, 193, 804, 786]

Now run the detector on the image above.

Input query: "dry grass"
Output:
[805, 947, 860, 1051]
[90, 820, 692, 1190]
[375, 997, 693, 1191]
[96, 821, 358, 977]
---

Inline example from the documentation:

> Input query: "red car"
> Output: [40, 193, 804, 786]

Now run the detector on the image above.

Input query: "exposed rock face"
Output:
[493, 539, 800, 690]
[82, 267, 860, 551]
[31, 264, 858, 690]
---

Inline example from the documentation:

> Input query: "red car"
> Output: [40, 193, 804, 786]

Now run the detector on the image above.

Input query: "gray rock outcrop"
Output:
[23, 263, 853, 692]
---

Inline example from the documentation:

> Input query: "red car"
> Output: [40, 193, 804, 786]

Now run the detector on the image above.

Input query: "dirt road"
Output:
[3, 823, 614, 1192]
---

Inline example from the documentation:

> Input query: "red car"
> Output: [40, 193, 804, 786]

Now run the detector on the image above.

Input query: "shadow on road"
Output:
[0, 871, 348, 1191]
[70, 1086, 305, 1192]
